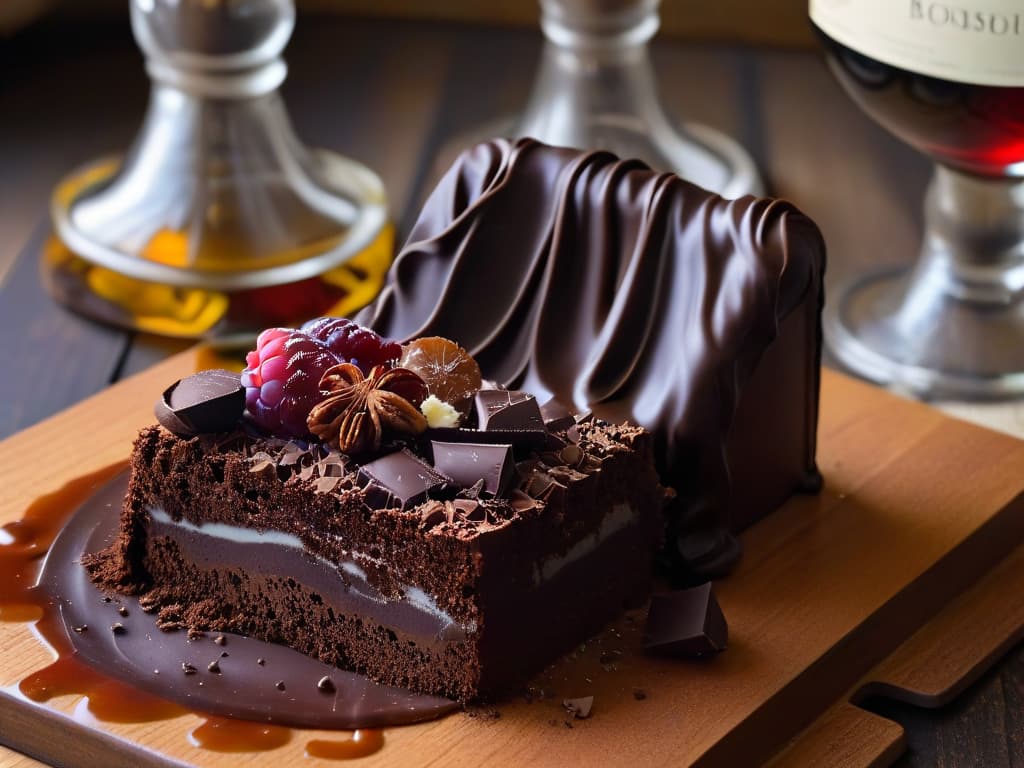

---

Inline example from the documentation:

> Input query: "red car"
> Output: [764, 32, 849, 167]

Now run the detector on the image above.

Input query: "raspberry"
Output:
[242, 318, 402, 438]
[301, 317, 401, 372]
[241, 328, 343, 438]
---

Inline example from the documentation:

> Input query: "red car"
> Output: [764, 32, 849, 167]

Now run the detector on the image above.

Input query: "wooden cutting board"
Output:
[2, 353, 1024, 767]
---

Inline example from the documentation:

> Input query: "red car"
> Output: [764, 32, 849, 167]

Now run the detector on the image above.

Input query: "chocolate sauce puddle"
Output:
[36, 471, 456, 729]
[1, 466, 451, 760]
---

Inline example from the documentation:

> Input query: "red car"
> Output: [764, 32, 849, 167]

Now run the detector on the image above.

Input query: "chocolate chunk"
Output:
[110, 622, 125, 634]
[431, 441, 515, 497]
[72, 624, 88, 634]
[154, 369, 244, 437]
[540, 398, 576, 432]
[257, 658, 266, 666]
[642, 583, 728, 658]
[475, 390, 545, 431]
[317, 676, 336, 693]
[182, 662, 197, 675]
[118, 605, 129, 616]
[358, 448, 453, 510]
[275, 680, 286, 691]
[426, 426, 551, 453]
[563, 696, 594, 719]
[214, 635, 226, 646]
[207, 660, 221, 674]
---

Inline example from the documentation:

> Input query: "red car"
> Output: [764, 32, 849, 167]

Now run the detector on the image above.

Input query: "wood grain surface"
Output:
[2, 12, 1024, 767]
[2, 359, 1024, 767]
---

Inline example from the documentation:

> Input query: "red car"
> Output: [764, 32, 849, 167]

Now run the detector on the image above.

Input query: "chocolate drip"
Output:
[360, 138, 826, 532]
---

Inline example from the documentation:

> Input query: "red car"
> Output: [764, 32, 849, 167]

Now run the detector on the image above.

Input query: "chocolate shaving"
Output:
[317, 676, 336, 693]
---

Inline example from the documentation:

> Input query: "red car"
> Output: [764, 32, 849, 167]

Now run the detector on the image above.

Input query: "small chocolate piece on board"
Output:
[475, 390, 545, 431]
[358, 448, 453, 510]
[563, 696, 594, 719]
[431, 441, 515, 497]
[154, 369, 244, 437]
[642, 582, 728, 658]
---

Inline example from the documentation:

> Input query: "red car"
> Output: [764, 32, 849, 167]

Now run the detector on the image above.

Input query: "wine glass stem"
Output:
[519, 0, 665, 146]
[921, 165, 1024, 304]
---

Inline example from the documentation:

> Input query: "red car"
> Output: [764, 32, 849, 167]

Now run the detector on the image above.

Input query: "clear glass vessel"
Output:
[46, 0, 390, 341]
[441, 0, 762, 199]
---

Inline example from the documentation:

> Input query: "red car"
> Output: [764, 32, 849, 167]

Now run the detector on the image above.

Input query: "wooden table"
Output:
[1, 12, 1021, 767]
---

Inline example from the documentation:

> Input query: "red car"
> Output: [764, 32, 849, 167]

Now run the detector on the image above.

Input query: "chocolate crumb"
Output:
[275, 681, 286, 691]
[633, 689, 647, 701]
[117, 605, 129, 617]
[257, 658, 266, 666]
[207, 660, 221, 674]
[317, 676, 335, 693]
[72, 624, 88, 634]
[563, 696, 594, 719]
[110, 622, 125, 635]
[101, 597, 112, 603]
[214, 635, 226, 646]
[220, 651, 229, 658]
[182, 662, 197, 675]
[187, 627, 205, 640]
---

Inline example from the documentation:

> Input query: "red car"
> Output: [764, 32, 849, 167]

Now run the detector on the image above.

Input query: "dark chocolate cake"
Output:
[87, 332, 665, 703]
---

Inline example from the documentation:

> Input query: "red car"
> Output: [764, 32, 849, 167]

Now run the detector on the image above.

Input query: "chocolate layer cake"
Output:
[88, 356, 664, 702]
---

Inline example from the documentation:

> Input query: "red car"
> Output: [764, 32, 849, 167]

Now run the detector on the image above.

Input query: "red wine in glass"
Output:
[816, 29, 1024, 177]
[811, 0, 1024, 398]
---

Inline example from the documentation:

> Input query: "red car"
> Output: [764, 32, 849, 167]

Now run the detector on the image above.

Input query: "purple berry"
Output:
[300, 317, 401, 372]
[242, 331, 343, 438]
[243, 318, 403, 439]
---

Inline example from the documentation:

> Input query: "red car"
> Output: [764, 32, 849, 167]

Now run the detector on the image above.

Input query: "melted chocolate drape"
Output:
[360, 139, 826, 528]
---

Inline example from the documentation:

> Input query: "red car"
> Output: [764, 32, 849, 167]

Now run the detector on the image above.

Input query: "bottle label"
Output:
[810, 0, 1024, 87]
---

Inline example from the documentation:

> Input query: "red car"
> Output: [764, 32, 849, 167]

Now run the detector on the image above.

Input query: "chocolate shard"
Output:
[540, 398, 576, 433]
[154, 369, 244, 437]
[475, 390, 545, 431]
[563, 696, 594, 719]
[642, 582, 728, 658]
[425, 426, 552, 453]
[357, 448, 454, 510]
[431, 441, 516, 498]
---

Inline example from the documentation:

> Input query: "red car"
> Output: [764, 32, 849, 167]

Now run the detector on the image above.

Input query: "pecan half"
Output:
[307, 363, 428, 454]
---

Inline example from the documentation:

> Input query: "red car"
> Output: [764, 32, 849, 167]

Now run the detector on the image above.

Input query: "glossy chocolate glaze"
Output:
[360, 138, 826, 537]
[38, 472, 457, 729]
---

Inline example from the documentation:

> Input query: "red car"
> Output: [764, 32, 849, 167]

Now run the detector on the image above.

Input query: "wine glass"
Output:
[812, 0, 1024, 399]
[46, 0, 390, 341]
[436, 0, 762, 199]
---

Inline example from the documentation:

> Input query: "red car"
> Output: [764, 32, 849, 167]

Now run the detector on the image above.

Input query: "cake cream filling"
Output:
[147, 507, 470, 639]
[532, 502, 636, 585]
[147, 501, 638, 640]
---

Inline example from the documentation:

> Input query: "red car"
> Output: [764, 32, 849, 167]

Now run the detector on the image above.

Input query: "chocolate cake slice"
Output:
[88, 350, 665, 702]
